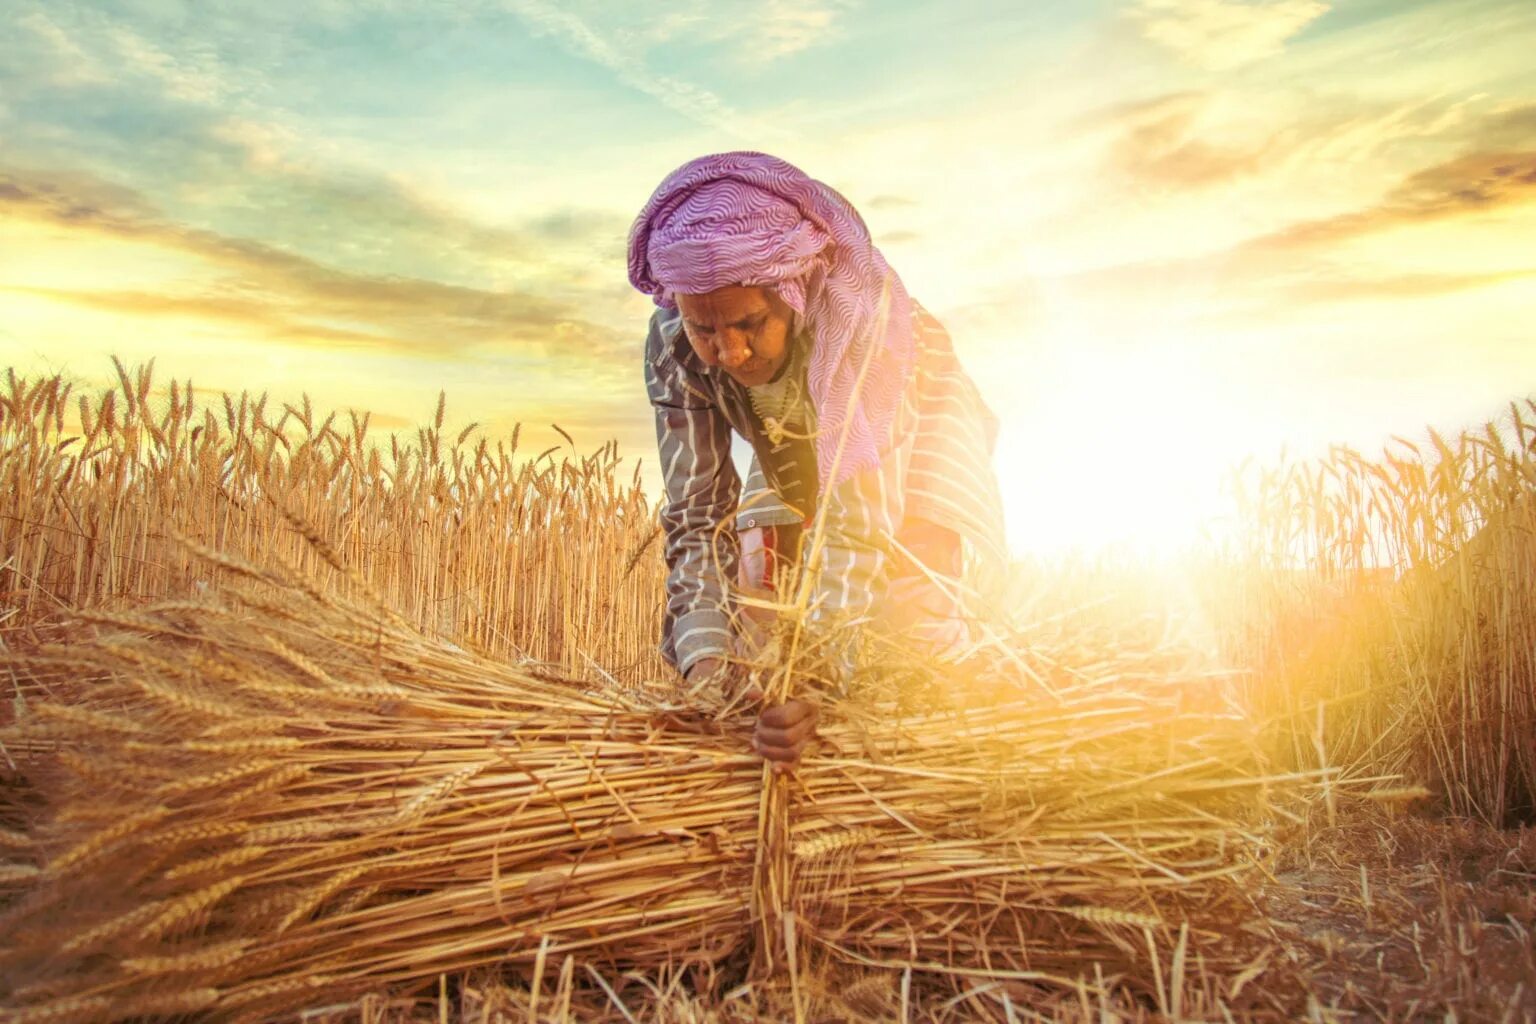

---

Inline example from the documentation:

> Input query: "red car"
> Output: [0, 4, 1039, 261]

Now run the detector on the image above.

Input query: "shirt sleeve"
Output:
[644, 312, 740, 676]
[735, 455, 806, 533]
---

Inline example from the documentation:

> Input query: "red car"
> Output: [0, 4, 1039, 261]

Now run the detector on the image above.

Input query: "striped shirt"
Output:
[644, 302, 1007, 676]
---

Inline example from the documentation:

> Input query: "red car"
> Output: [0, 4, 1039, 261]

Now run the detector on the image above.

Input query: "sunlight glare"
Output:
[992, 326, 1243, 558]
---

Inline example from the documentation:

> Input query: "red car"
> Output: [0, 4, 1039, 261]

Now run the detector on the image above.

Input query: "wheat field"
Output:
[1, 364, 1532, 1022]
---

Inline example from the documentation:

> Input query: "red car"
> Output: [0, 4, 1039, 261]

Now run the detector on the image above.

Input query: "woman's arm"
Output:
[644, 312, 741, 677]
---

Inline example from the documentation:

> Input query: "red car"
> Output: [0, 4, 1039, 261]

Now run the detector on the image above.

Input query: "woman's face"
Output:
[675, 285, 794, 387]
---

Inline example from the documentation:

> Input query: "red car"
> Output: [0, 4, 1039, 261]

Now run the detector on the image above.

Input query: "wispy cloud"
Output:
[0, 171, 632, 364]
[2, 285, 429, 354]
[1129, 0, 1331, 71]
[105, 22, 233, 104]
[1243, 149, 1536, 252]
[1275, 268, 1535, 305]
[202, 116, 631, 278]
[637, 0, 854, 65]
[1094, 91, 1278, 190]
[501, 0, 788, 140]
[1277, 92, 1494, 172]
[17, 4, 237, 105]
[1082, 88, 1494, 196]
[1468, 102, 1536, 150]
[5, 97, 631, 301]
[18, 10, 110, 86]
[1038, 87, 1526, 275]
[1006, 141, 1536, 335]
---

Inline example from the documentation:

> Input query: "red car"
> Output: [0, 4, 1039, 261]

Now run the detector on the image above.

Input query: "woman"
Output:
[628, 152, 1007, 765]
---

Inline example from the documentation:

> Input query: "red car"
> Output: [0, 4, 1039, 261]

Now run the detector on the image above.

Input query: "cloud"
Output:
[1246, 149, 1536, 252]
[18, 10, 110, 86]
[108, 111, 634, 293]
[1274, 268, 1536, 305]
[1095, 91, 1277, 190]
[0, 171, 634, 364]
[2, 92, 635, 312]
[521, 206, 631, 246]
[15, 5, 237, 105]
[1007, 144, 1536, 336]
[5, 3, 642, 313]
[1, 285, 429, 353]
[637, 0, 854, 65]
[106, 22, 232, 104]
[0, 169, 160, 221]
[1051, 141, 1536, 288]
[502, 0, 787, 141]
[726, 0, 850, 64]
[207, 118, 303, 172]
[1467, 103, 1536, 151]
[1276, 92, 1493, 172]
[1129, 0, 1331, 71]
[1076, 86, 1513, 201]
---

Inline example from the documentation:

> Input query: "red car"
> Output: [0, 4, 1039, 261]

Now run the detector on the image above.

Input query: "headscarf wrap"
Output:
[627, 151, 915, 489]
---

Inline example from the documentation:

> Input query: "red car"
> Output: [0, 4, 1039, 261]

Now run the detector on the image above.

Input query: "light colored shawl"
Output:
[627, 151, 915, 487]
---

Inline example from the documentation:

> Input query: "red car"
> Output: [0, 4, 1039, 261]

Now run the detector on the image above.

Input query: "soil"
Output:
[1252, 809, 1536, 1022]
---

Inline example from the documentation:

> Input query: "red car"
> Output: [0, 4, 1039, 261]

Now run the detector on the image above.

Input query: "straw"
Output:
[0, 542, 1283, 1023]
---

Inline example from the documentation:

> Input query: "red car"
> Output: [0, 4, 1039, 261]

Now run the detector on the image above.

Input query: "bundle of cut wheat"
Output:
[0, 542, 1285, 1023]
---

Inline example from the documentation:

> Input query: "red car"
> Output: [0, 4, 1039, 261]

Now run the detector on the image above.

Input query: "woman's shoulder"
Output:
[646, 306, 684, 354]
[646, 306, 709, 373]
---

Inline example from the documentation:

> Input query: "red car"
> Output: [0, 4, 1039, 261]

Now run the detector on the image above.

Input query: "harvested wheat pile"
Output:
[1, 543, 1286, 1022]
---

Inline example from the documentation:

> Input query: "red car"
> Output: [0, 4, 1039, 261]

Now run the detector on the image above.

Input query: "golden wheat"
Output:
[0, 557, 1282, 1022]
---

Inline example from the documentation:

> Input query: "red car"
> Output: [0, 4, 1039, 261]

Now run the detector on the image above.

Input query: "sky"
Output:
[2, 0, 1534, 555]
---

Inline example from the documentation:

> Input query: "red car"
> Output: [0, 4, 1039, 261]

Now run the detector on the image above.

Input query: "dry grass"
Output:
[0, 362, 665, 677]
[314, 810, 1536, 1023]
[2, 363, 1534, 1021]
[1220, 402, 1536, 824]
[1, 540, 1290, 1022]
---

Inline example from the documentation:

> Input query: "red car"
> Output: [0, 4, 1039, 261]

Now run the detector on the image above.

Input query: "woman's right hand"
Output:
[685, 658, 816, 770]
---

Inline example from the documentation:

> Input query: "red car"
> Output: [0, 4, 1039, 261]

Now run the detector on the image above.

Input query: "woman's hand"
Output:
[753, 698, 819, 770]
[684, 656, 729, 689]
[684, 659, 819, 770]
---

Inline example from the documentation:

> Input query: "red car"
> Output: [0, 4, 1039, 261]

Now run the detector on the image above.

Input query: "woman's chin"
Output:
[726, 365, 770, 386]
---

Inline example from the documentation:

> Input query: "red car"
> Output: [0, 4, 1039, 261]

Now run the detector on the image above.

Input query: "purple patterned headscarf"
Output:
[627, 151, 915, 489]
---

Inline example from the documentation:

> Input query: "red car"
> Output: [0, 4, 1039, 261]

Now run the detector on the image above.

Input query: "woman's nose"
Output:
[716, 331, 751, 368]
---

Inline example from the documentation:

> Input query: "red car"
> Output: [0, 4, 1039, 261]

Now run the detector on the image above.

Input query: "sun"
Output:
[988, 328, 1248, 559]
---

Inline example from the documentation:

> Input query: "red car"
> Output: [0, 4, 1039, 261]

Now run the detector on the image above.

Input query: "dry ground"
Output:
[1252, 809, 1535, 1023]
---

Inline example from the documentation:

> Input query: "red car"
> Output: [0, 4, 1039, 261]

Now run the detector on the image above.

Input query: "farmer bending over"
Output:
[628, 152, 1006, 767]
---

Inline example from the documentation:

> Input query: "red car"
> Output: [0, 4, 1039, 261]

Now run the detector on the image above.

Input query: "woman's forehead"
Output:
[676, 286, 771, 319]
